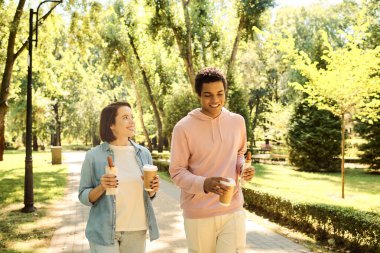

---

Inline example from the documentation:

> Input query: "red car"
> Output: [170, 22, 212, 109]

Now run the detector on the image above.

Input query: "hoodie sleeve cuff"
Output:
[195, 176, 207, 194]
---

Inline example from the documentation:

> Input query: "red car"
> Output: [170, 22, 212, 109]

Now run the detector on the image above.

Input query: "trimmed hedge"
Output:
[242, 188, 380, 253]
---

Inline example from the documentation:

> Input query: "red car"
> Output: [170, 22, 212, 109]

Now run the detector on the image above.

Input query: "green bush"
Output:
[151, 152, 170, 161]
[227, 85, 252, 137]
[287, 103, 341, 172]
[355, 117, 380, 171]
[153, 159, 170, 172]
[163, 89, 199, 139]
[242, 188, 380, 252]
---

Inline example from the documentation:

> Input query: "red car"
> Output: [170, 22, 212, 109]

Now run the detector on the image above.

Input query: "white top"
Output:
[110, 144, 147, 231]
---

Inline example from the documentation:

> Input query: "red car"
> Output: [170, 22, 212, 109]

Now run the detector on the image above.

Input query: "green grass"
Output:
[0, 151, 67, 253]
[158, 171, 171, 182]
[247, 164, 380, 213]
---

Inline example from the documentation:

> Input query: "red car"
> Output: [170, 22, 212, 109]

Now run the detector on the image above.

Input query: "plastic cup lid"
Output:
[220, 177, 236, 186]
[143, 164, 158, 171]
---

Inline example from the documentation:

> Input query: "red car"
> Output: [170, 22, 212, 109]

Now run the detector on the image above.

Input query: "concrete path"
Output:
[48, 151, 312, 253]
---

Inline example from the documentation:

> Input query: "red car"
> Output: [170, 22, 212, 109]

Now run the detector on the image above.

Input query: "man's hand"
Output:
[204, 177, 229, 195]
[242, 166, 255, 182]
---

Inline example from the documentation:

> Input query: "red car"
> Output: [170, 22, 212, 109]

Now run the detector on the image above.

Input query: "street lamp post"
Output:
[22, 0, 62, 213]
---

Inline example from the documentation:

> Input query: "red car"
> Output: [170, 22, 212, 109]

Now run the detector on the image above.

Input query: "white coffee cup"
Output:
[143, 165, 158, 191]
[219, 178, 236, 206]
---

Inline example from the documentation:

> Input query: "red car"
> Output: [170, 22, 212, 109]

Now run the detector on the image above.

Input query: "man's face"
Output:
[199, 81, 225, 118]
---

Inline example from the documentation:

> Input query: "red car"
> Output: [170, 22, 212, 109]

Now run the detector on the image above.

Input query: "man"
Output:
[169, 67, 255, 253]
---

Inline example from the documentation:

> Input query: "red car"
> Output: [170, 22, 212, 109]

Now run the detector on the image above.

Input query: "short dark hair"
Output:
[99, 102, 132, 142]
[195, 67, 227, 96]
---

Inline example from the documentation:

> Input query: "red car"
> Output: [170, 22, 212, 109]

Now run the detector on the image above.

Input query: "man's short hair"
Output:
[99, 102, 131, 142]
[195, 67, 227, 96]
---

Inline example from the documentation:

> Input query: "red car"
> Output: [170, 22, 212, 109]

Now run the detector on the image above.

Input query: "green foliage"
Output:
[355, 114, 380, 171]
[262, 101, 293, 142]
[236, 0, 275, 40]
[152, 158, 170, 172]
[289, 19, 380, 122]
[243, 187, 380, 252]
[227, 84, 252, 139]
[163, 89, 199, 138]
[287, 103, 341, 172]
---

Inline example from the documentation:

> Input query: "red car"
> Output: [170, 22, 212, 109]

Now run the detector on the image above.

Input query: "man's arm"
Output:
[169, 125, 206, 194]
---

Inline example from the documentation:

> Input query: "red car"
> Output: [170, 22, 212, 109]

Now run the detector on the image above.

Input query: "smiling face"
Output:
[110, 106, 135, 140]
[199, 81, 225, 118]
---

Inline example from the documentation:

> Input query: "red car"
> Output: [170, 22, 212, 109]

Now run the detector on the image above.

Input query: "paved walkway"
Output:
[48, 151, 312, 253]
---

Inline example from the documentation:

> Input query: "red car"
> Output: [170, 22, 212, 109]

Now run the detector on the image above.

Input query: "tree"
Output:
[0, 0, 61, 160]
[290, 22, 380, 197]
[287, 103, 341, 172]
[148, 0, 223, 92]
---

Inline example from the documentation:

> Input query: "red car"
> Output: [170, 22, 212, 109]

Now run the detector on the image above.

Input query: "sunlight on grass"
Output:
[158, 171, 172, 182]
[248, 164, 380, 213]
[0, 151, 67, 253]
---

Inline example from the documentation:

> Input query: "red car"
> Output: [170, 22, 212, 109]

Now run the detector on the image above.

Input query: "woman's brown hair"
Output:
[99, 102, 132, 142]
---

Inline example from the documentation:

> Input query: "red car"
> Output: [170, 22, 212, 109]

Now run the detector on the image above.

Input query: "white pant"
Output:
[89, 230, 146, 253]
[184, 210, 246, 253]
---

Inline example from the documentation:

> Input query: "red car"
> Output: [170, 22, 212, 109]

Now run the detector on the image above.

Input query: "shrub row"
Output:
[152, 153, 170, 161]
[242, 188, 380, 253]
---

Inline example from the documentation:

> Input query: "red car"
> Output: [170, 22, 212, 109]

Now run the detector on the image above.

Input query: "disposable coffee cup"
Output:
[105, 166, 118, 195]
[219, 178, 236, 206]
[143, 165, 158, 191]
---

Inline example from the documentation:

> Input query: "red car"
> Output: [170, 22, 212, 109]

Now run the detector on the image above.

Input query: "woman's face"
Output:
[110, 106, 135, 139]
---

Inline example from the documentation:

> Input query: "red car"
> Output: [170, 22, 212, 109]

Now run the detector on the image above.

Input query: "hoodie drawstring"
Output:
[211, 120, 215, 143]
[217, 116, 223, 142]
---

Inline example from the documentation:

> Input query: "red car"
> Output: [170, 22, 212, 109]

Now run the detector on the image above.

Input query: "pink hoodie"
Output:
[169, 107, 247, 218]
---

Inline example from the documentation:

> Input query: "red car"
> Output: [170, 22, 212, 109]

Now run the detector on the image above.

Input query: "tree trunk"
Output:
[181, 0, 196, 92]
[92, 130, 100, 146]
[32, 133, 38, 151]
[250, 96, 262, 148]
[127, 33, 164, 152]
[0, 105, 8, 160]
[53, 103, 61, 146]
[341, 114, 345, 199]
[226, 16, 244, 87]
[118, 49, 153, 151]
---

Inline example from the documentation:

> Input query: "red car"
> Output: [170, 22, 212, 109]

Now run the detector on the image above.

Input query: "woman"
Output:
[78, 102, 159, 253]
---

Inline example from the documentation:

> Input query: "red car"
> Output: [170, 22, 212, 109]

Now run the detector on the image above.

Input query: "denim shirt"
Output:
[78, 141, 159, 246]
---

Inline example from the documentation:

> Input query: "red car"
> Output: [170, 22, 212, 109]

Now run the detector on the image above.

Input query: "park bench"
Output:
[252, 153, 288, 164]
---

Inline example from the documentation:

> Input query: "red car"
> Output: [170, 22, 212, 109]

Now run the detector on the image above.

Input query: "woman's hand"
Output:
[100, 174, 118, 191]
[142, 175, 160, 197]
[89, 174, 117, 203]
